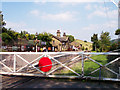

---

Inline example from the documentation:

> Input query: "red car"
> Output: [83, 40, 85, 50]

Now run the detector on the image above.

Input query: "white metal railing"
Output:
[0, 52, 120, 81]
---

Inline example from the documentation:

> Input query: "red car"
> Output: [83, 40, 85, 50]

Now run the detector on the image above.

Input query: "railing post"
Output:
[13, 54, 16, 72]
[82, 54, 84, 77]
[99, 66, 102, 80]
[118, 67, 120, 79]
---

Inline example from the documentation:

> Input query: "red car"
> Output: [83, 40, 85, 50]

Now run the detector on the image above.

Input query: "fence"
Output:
[0, 52, 120, 81]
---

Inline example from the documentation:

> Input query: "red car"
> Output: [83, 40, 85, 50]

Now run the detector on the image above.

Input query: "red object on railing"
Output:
[39, 57, 52, 72]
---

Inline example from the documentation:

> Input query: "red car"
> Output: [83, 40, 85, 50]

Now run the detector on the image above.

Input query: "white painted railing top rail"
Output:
[0, 52, 119, 55]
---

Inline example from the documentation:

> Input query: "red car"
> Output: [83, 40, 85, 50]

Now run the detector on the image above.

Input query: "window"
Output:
[80, 44, 82, 47]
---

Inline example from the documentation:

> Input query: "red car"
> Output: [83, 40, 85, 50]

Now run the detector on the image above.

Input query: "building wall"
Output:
[50, 37, 62, 51]
[50, 37, 69, 51]
[70, 40, 92, 51]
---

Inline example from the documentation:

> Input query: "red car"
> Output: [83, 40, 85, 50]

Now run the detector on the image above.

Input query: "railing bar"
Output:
[83, 52, 120, 55]
[13, 54, 16, 72]
[47, 55, 81, 75]
[105, 67, 118, 75]
[0, 61, 13, 72]
[88, 68, 100, 75]
[47, 55, 81, 77]
[105, 57, 120, 66]
[17, 54, 44, 72]
[82, 54, 84, 76]
[53, 54, 69, 58]
[0, 52, 120, 55]
[16, 54, 44, 74]
[1, 59, 6, 62]
[88, 57, 103, 66]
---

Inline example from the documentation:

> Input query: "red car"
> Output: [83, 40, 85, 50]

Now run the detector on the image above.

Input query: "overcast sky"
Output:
[1, 0, 119, 42]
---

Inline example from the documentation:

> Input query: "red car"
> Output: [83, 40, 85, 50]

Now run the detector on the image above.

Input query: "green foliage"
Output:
[91, 34, 98, 43]
[37, 32, 52, 42]
[115, 29, 120, 35]
[109, 43, 118, 51]
[37, 32, 52, 47]
[0, 33, 14, 45]
[0, 11, 6, 28]
[99, 31, 111, 52]
[25, 34, 29, 40]
[2, 27, 7, 33]
[91, 32, 111, 52]
[20, 30, 29, 39]
[91, 34, 99, 51]
[5, 28, 18, 40]
[67, 35, 75, 42]
[30, 34, 35, 40]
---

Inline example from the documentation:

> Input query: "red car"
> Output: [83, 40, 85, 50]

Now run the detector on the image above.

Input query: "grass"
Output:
[55, 55, 114, 78]
[83, 55, 108, 77]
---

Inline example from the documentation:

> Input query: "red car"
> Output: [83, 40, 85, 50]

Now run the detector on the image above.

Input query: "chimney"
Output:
[57, 30, 61, 37]
[63, 32, 66, 38]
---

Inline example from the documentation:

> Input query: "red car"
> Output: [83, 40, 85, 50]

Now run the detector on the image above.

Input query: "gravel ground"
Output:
[14, 77, 120, 88]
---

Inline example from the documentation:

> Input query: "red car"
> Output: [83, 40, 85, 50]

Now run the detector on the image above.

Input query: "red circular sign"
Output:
[39, 57, 52, 72]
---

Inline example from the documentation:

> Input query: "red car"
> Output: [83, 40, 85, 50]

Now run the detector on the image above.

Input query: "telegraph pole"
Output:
[118, 1, 120, 40]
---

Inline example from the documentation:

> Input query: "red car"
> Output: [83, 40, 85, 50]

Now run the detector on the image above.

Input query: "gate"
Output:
[0, 52, 120, 81]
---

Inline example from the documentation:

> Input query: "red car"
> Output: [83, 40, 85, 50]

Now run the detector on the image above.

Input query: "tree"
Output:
[37, 32, 52, 47]
[7, 28, 18, 40]
[0, 11, 6, 28]
[99, 31, 111, 52]
[30, 34, 35, 40]
[2, 27, 7, 33]
[115, 29, 120, 35]
[109, 43, 118, 51]
[25, 34, 29, 40]
[0, 33, 14, 45]
[67, 35, 75, 42]
[91, 34, 99, 51]
[0, 11, 6, 47]
[38, 32, 52, 42]
[115, 29, 120, 43]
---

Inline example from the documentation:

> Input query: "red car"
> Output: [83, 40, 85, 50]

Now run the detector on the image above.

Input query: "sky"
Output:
[1, 0, 119, 42]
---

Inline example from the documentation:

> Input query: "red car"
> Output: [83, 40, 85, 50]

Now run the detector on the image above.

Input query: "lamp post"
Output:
[35, 32, 38, 52]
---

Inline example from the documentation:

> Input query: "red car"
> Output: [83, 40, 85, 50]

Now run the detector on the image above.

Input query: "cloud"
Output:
[82, 20, 117, 33]
[30, 10, 77, 21]
[33, 0, 46, 5]
[5, 21, 37, 34]
[85, 4, 92, 10]
[41, 11, 77, 21]
[30, 10, 40, 16]
[88, 5, 117, 19]
[56, 2, 80, 8]
[88, 10, 106, 18]
[5, 21, 27, 32]
[80, 20, 118, 41]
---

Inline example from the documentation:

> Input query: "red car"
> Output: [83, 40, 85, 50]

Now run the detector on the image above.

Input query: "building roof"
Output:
[52, 35, 68, 42]
[70, 41, 81, 46]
